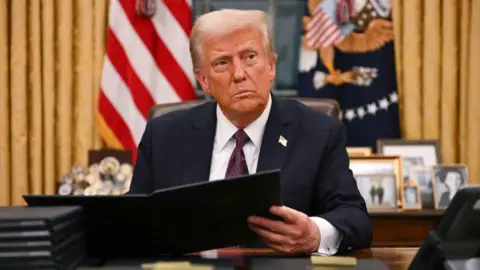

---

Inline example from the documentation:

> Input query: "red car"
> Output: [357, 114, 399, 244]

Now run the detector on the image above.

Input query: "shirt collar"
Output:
[215, 94, 272, 151]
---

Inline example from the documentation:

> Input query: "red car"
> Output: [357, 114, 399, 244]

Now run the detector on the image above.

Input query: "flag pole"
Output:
[268, 0, 277, 92]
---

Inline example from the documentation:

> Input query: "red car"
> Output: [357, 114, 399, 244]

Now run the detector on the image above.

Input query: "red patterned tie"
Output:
[225, 130, 249, 178]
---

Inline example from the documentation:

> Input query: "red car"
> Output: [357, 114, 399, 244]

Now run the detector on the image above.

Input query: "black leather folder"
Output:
[23, 169, 282, 259]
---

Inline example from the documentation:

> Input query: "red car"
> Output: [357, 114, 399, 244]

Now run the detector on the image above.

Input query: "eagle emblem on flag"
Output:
[299, 0, 394, 88]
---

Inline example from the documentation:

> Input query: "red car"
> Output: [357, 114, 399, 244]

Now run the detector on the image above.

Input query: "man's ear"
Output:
[268, 53, 277, 81]
[194, 69, 211, 94]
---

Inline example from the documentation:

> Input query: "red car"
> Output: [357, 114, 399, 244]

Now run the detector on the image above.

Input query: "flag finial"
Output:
[136, 0, 157, 18]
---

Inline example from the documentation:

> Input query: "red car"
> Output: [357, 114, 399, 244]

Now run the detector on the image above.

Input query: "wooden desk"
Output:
[370, 210, 443, 247]
[352, 248, 418, 270]
[211, 247, 418, 270]
[79, 248, 418, 269]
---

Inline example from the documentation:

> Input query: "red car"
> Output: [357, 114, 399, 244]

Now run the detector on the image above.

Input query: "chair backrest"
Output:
[148, 97, 340, 120]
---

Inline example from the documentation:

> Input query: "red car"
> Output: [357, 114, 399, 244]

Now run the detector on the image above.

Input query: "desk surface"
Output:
[80, 247, 419, 270]
[193, 247, 419, 270]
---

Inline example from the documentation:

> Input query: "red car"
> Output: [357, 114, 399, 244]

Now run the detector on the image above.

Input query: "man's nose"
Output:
[231, 61, 246, 82]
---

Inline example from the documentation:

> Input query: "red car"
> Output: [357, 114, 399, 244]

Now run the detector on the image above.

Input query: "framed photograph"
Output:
[402, 185, 422, 210]
[433, 164, 469, 209]
[410, 167, 435, 209]
[350, 156, 402, 210]
[346, 147, 372, 157]
[376, 139, 442, 184]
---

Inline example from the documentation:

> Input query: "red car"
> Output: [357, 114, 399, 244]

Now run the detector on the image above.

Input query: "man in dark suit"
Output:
[128, 9, 372, 255]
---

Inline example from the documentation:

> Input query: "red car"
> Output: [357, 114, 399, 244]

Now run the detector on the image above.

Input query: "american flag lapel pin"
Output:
[278, 135, 287, 147]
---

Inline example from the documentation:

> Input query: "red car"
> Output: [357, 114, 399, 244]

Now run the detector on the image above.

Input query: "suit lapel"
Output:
[257, 96, 296, 173]
[181, 102, 217, 186]
[180, 96, 296, 185]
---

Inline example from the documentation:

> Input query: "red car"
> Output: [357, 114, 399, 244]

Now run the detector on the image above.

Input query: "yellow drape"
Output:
[393, 0, 480, 184]
[0, 0, 108, 206]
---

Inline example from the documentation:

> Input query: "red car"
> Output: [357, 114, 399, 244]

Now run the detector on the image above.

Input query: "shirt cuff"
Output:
[309, 216, 342, 256]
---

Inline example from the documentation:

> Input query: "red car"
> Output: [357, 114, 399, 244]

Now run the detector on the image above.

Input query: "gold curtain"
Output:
[0, 0, 109, 206]
[393, 0, 480, 184]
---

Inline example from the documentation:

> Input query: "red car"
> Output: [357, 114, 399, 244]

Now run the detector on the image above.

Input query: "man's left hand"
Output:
[247, 206, 320, 254]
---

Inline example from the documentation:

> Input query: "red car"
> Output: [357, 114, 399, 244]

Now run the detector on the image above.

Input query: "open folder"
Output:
[23, 169, 282, 259]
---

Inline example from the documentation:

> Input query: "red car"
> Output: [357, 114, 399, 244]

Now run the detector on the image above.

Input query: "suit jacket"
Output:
[128, 95, 373, 254]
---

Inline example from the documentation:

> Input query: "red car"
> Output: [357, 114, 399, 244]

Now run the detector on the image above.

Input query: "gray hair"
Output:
[189, 9, 277, 69]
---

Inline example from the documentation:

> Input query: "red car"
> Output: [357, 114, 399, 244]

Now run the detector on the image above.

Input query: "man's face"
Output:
[445, 172, 462, 190]
[195, 27, 275, 116]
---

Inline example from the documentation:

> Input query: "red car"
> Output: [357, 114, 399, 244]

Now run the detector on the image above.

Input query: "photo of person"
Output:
[355, 174, 398, 209]
[402, 156, 424, 184]
[433, 165, 468, 209]
[411, 168, 434, 209]
[403, 185, 421, 209]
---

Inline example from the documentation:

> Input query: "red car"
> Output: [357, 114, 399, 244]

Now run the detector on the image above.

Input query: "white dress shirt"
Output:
[208, 94, 342, 255]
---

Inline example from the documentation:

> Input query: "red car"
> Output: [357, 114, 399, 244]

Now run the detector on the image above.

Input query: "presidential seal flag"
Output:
[297, 0, 400, 151]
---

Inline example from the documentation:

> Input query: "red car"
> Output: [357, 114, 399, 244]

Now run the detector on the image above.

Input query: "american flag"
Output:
[305, 0, 354, 48]
[97, 0, 196, 163]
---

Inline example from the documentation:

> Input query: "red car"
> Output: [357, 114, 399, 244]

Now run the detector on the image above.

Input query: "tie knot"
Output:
[233, 129, 249, 147]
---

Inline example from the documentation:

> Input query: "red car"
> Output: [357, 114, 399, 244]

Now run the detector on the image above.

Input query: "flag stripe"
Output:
[309, 19, 335, 46]
[152, 0, 195, 86]
[316, 25, 340, 47]
[98, 92, 137, 159]
[109, 0, 181, 104]
[101, 57, 147, 145]
[308, 17, 333, 46]
[118, 0, 196, 102]
[106, 29, 156, 118]
[162, 0, 192, 36]
[306, 12, 326, 39]
[321, 30, 343, 47]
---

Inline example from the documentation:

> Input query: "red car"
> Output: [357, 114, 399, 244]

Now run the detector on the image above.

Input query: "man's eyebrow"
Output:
[208, 43, 260, 61]
[239, 44, 259, 52]
[209, 52, 229, 62]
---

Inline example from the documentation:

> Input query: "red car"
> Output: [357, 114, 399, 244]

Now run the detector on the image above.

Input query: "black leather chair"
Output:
[148, 97, 340, 120]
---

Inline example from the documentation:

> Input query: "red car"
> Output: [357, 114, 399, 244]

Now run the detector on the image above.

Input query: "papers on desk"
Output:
[310, 255, 357, 267]
[141, 261, 213, 270]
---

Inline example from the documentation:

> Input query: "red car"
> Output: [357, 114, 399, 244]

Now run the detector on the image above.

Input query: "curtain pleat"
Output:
[440, 0, 459, 165]
[0, 0, 10, 205]
[458, 0, 471, 165]
[422, 0, 440, 140]
[401, 1, 422, 139]
[28, 0, 43, 196]
[93, 0, 108, 149]
[74, 0, 94, 166]
[56, 0, 74, 180]
[42, 0, 56, 196]
[10, 0, 29, 205]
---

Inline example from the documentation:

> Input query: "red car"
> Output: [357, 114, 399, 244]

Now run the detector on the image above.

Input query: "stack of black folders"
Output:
[0, 205, 86, 269]
[23, 169, 283, 267]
